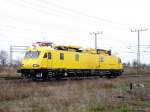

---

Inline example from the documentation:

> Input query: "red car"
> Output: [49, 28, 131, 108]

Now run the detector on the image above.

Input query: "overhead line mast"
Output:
[131, 28, 147, 74]
[90, 31, 103, 52]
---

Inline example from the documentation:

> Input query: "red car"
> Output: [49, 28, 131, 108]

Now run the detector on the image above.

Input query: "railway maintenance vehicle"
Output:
[18, 41, 123, 80]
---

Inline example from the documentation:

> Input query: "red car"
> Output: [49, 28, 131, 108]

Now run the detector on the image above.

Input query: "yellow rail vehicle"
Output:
[19, 42, 123, 79]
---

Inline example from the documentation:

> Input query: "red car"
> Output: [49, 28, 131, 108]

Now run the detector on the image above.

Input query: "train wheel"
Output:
[31, 74, 37, 81]
[42, 74, 48, 81]
[110, 71, 117, 78]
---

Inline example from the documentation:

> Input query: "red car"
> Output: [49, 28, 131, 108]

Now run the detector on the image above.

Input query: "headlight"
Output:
[33, 64, 40, 67]
[20, 64, 24, 67]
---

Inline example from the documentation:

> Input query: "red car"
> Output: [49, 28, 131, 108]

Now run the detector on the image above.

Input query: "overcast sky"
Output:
[0, 0, 150, 63]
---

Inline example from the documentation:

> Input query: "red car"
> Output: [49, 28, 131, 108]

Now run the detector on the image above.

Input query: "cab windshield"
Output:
[24, 51, 40, 58]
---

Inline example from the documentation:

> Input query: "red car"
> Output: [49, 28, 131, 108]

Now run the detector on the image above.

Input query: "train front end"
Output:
[18, 42, 52, 79]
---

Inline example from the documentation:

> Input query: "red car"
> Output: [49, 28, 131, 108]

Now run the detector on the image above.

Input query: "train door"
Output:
[47, 52, 52, 68]
[99, 55, 104, 69]
[99, 55, 101, 69]
[41, 52, 48, 68]
[41, 52, 52, 69]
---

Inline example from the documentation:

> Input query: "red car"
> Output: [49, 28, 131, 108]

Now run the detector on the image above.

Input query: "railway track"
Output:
[0, 76, 23, 80]
[0, 74, 149, 86]
[0, 74, 149, 81]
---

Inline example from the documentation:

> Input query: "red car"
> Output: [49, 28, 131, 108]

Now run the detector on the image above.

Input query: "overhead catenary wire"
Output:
[7, 0, 132, 30]
[0, 24, 45, 34]
[0, 12, 129, 48]
[0, 2, 134, 47]
[0, 13, 95, 33]
[0, 0, 137, 46]
[0, 0, 143, 52]
[0, 23, 129, 52]
[33, 0, 131, 28]
[0, 0, 107, 36]
[7, 0, 100, 26]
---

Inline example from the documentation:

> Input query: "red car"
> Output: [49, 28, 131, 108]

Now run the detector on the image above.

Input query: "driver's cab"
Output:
[40, 51, 52, 69]
[20, 41, 53, 70]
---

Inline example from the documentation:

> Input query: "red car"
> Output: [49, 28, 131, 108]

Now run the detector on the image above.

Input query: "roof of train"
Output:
[27, 41, 111, 55]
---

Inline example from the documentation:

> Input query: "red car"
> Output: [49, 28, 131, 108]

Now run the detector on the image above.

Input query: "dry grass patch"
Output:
[0, 76, 150, 112]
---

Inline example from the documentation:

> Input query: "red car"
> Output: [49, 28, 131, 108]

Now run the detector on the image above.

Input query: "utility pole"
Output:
[90, 31, 103, 50]
[131, 28, 147, 74]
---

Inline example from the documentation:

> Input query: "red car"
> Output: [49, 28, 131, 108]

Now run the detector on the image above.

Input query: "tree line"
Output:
[0, 50, 8, 66]
[0, 49, 150, 68]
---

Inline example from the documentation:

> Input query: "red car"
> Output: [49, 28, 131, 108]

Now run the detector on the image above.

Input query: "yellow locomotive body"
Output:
[19, 42, 123, 79]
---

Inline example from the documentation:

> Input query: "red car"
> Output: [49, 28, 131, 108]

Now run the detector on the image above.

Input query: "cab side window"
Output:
[48, 52, 52, 59]
[60, 53, 64, 60]
[43, 53, 47, 58]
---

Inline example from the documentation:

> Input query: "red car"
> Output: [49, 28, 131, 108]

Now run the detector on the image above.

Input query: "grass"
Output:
[124, 67, 150, 76]
[0, 66, 20, 77]
[0, 67, 150, 112]
[0, 76, 150, 112]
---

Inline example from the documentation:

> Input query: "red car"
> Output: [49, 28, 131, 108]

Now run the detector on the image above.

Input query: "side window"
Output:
[43, 53, 47, 58]
[75, 54, 79, 61]
[48, 52, 52, 59]
[60, 53, 64, 60]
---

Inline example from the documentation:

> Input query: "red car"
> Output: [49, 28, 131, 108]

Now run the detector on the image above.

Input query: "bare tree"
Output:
[123, 62, 131, 68]
[132, 60, 138, 68]
[0, 50, 8, 66]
